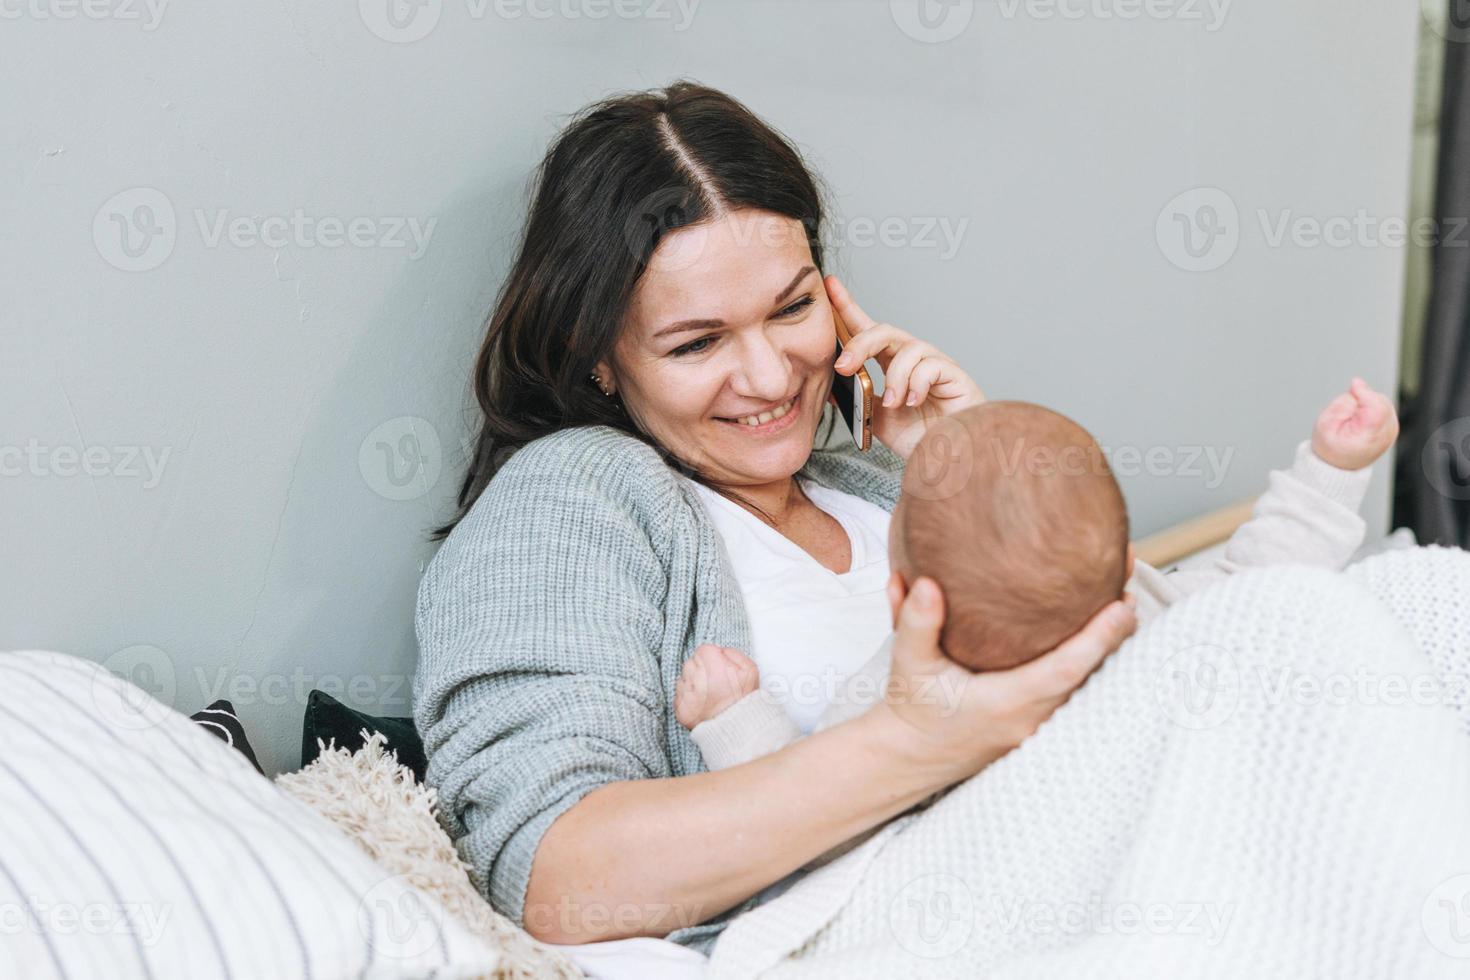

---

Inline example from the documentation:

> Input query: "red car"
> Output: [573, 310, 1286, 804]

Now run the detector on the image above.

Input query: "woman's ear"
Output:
[591, 359, 616, 396]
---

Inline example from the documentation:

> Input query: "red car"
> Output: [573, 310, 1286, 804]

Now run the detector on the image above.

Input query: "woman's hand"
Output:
[826, 275, 987, 460]
[874, 574, 1138, 781]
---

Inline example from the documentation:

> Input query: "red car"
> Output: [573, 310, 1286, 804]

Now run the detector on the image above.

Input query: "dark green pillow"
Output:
[300, 690, 427, 781]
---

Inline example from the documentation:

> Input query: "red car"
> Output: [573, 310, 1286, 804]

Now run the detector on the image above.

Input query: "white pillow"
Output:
[0, 650, 501, 980]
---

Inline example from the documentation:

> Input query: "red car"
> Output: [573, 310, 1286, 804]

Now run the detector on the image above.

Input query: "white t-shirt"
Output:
[683, 477, 894, 733]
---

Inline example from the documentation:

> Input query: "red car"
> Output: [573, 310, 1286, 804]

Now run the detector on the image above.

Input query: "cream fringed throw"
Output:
[710, 549, 1470, 979]
[277, 734, 582, 980]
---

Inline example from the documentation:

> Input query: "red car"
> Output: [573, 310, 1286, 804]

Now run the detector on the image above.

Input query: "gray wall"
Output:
[1, 1, 1422, 774]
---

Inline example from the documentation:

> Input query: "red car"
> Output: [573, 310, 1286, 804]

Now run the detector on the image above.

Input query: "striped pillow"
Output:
[0, 650, 502, 980]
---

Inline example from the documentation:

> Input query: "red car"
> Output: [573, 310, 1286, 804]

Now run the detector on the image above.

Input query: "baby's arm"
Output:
[1130, 378, 1398, 615]
[675, 645, 800, 771]
[676, 639, 898, 771]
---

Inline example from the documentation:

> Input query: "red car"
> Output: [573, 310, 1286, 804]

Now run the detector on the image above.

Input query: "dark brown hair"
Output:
[435, 81, 828, 538]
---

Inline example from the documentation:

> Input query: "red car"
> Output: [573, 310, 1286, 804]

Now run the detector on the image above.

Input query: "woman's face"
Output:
[599, 209, 837, 489]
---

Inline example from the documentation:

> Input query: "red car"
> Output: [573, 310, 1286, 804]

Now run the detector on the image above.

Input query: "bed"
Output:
[2, 504, 1416, 980]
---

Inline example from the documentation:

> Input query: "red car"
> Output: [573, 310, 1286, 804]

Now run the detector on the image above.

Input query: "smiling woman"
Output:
[432, 83, 837, 536]
[414, 80, 1136, 954]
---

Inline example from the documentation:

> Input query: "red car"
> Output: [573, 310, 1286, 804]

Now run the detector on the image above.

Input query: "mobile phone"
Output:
[831, 307, 874, 451]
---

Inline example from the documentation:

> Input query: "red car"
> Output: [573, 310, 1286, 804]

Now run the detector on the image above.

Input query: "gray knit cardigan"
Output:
[413, 406, 905, 951]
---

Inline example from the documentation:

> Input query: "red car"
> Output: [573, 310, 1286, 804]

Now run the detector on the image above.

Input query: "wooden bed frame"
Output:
[1134, 498, 1257, 568]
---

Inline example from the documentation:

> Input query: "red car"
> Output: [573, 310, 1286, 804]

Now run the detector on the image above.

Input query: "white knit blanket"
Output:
[709, 547, 1470, 979]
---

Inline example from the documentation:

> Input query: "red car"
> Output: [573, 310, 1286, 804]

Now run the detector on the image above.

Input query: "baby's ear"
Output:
[1124, 542, 1136, 580]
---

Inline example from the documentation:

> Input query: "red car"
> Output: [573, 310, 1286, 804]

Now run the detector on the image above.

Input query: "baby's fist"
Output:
[675, 644, 759, 730]
[1312, 378, 1399, 471]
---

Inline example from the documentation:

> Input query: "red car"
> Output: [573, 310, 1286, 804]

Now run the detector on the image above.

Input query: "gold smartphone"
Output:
[831, 307, 874, 451]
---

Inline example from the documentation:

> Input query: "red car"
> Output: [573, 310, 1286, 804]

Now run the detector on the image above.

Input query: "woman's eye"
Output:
[776, 296, 815, 318]
[673, 336, 714, 356]
[669, 297, 812, 356]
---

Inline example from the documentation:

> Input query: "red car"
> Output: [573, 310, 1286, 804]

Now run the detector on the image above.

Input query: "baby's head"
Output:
[889, 402, 1132, 671]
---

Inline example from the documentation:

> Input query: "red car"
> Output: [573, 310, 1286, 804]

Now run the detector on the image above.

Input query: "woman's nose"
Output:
[730, 332, 793, 403]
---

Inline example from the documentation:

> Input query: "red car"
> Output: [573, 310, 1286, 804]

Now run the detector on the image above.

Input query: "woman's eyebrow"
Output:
[773, 265, 816, 305]
[651, 265, 817, 340]
[653, 317, 722, 340]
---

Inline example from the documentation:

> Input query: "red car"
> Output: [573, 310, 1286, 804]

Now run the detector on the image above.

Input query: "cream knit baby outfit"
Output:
[691, 440, 1372, 772]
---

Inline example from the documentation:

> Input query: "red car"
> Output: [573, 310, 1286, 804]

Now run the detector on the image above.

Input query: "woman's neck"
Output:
[726, 476, 806, 529]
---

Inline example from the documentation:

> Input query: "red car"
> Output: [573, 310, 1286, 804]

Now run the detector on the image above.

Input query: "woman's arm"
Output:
[525, 576, 1138, 943]
[524, 706, 949, 942]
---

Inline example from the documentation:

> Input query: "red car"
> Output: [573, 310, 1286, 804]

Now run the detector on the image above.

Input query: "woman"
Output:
[413, 80, 1138, 951]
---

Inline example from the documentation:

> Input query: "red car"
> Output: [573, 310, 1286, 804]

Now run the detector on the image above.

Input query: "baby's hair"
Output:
[891, 402, 1131, 671]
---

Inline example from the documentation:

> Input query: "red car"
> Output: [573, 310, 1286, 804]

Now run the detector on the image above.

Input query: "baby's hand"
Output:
[675, 644, 759, 730]
[1311, 378, 1400, 471]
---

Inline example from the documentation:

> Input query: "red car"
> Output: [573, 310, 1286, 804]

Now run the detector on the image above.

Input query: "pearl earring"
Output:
[589, 373, 614, 397]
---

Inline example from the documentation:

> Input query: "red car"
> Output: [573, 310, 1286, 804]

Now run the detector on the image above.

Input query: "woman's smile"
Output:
[718, 391, 802, 431]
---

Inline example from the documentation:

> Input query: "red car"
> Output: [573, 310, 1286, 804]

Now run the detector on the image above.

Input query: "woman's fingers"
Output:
[995, 598, 1137, 702]
[824, 274, 878, 334]
[881, 342, 942, 408]
[902, 358, 945, 409]
[835, 323, 907, 375]
[889, 577, 947, 672]
[885, 571, 907, 629]
[875, 583, 1136, 774]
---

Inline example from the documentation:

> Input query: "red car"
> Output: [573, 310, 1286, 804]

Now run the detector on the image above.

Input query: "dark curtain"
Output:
[1395, 18, 1470, 548]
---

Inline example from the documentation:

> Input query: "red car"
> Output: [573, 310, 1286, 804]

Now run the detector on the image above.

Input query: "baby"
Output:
[676, 379, 1400, 777]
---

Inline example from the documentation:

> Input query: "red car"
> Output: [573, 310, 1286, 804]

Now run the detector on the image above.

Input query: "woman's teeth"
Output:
[732, 395, 797, 427]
